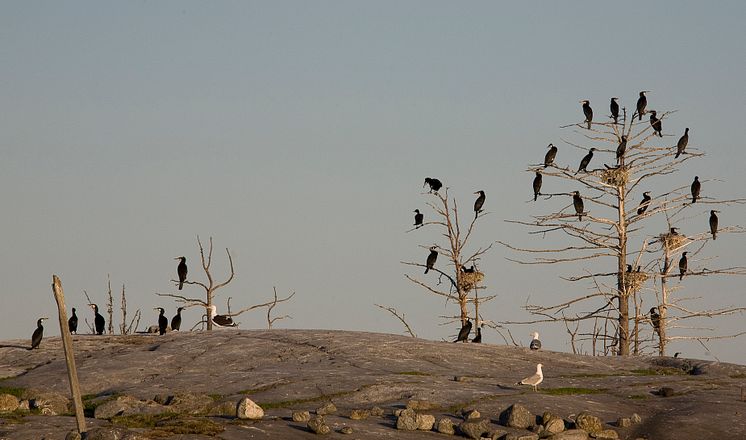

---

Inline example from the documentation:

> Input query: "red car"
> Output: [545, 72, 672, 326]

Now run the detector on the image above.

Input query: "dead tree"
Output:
[503, 100, 746, 356]
[403, 186, 496, 336]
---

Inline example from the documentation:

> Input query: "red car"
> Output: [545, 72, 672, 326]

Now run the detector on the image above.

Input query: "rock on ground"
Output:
[236, 397, 264, 420]
[293, 410, 311, 422]
[575, 412, 603, 434]
[458, 418, 491, 439]
[547, 429, 590, 440]
[396, 408, 419, 431]
[93, 395, 166, 419]
[501, 403, 534, 429]
[0, 393, 19, 412]
[417, 413, 435, 430]
[591, 429, 619, 439]
[437, 417, 456, 435]
[307, 415, 331, 435]
[349, 408, 370, 420]
[545, 417, 566, 434]
[315, 401, 337, 415]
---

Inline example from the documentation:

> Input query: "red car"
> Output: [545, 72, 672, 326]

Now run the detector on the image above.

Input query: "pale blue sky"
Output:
[2, 1, 745, 363]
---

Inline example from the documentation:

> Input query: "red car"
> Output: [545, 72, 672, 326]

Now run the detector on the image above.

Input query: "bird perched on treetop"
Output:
[610, 97, 619, 124]
[636, 91, 648, 121]
[424, 177, 442, 193]
[424, 246, 438, 274]
[473, 190, 486, 217]
[581, 100, 593, 129]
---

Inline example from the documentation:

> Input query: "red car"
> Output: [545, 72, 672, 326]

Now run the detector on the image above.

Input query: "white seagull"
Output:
[530, 332, 542, 350]
[207, 305, 238, 328]
[518, 363, 544, 391]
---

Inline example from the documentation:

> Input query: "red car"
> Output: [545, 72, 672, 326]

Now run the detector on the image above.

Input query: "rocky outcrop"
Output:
[94, 395, 166, 419]
[236, 397, 264, 419]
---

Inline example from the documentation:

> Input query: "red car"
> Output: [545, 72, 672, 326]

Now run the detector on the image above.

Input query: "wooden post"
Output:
[51, 275, 86, 435]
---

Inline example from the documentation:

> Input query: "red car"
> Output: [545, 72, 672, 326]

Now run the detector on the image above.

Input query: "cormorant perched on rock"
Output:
[679, 252, 688, 281]
[530, 332, 541, 350]
[207, 305, 237, 328]
[473, 190, 486, 216]
[171, 307, 183, 331]
[532, 172, 542, 201]
[690, 176, 701, 204]
[650, 307, 661, 337]
[175, 256, 187, 290]
[455, 319, 472, 343]
[68, 307, 78, 334]
[674, 352, 681, 358]
[581, 100, 593, 129]
[471, 326, 482, 343]
[544, 144, 557, 168]
[424, 177, 443, 193]
[573, 191, 584, 221]
[709, 210, 719, 240]
[650, 110, 662, 137]
[576, 148, 595, 174]
[89, 304, 105, 335]
[29, 317, 48, 350]
[610, 97, 619, 124]
[636, 91, 648, 121]
[616, 136, 627, 163]
[424, 246, 438, 274]
[637, 191, 652, 215]
[154, 307, 168, 335]
[413, 209, 424, 228]
[518, 363, 543, 391]
[675, 128, 689, 159]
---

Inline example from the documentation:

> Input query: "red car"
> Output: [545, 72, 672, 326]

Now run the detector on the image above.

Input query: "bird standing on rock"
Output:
[544, 144, 557, 168]
[530, 332, 541, 350]
[581, 100, 593, 129]
[154, 307, 168, 335]
[518, 363, 544, 391]
[176, 256, 187, 290]
[472, 326, 482, 343]
[424, 177, 443, 193]
[424, 246, 438, 274]
[532, 172, 542, 201]
[90, 304, 105, 335]
[171, 307, 184, 331]
[68, 307, 78, 334]
[455, 319, 472, 343]
[473, 190, 486, 217]
[709, 210, 719, 240]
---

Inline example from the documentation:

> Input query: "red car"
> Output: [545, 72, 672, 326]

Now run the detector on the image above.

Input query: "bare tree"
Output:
[503, 100, 746, 356]
[402, 186, 496, 337]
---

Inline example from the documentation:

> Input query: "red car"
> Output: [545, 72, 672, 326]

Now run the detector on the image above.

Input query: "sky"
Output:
[2, 1, 745, 363]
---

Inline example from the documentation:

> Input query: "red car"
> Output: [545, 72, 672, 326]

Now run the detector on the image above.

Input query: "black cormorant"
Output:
[176, 256, 187, 290]
[576, 148, 595, 174]
[709, 210, 719, 240]
[691, 176, 701, 204]
[530, 332, 541, 350]
[154, 307, 167, 335]
[424, 177, 443, 193]
[90, 304, 105, 335]
[207, 304, 237, 328]
[424, 246, 438, 274]
[581, 100, 593, 129]
[471, 326, 482, 343]
[637, 191, 652, 215]
[610, 97, 619, 124]
[626, 264, 633, 273]
[650, 307, 661, 337]
[473, 190, 486, 216]
[573, 191, 584, 221]
[455, 319, 472, 343]
[636, 91, 648, 121]
[68, 307, 78, 334]
[171, 307, 183, 331]
[670, 227, 679, 235]
[532, 172, 542, 201]
[461, 265, 475, 273]
[413, 209, 423, 228]
[544, 144, 557, 168]
[616, 136, 627, 163]
[675, 128, 689, 158]
[674, 352, 681, 358]
[29, 317, 48, 350]
[679, 252, 688, 281]
[650, 110, 662, 137]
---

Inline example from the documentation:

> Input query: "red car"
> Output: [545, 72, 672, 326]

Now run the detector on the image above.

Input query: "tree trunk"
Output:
[659, 253, 670, 356]
[617, 186, 630, 356]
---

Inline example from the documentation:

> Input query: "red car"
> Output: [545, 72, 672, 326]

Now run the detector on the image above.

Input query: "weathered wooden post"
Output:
[51, 275, 86, 435]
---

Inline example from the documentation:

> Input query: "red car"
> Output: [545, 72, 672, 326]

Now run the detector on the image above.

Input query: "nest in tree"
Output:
[623, 271, 649, 292]
[459, 271, 485, 292]
[601, 166, 629, 186]
[660, 232, 687, 251]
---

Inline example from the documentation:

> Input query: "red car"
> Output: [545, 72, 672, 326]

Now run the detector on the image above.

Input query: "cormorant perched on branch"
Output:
[424, 177, 442, 193]
[89, 304, 105, 335]
[580, 100, 593, 129]
[413, 209, 423, 228]
[171, 307, 183, 331]
[471, 326, 482, 343]
[610, 97, 619, 124]
[455, 319, 472, 342]
[670, 227, 679, 235]
[175, 256, 187, 290]
[691, 176, 701, 204]
[68, 307, 78, 334]
[637, 192, 652, 215]
[532, 172, 542, 201]
[616, 135, 627, 163]
[29, 317, 48, 350]
[709, 210, 719, 240]
[626, 264, 633, 273]
[636, 91, 648, 121]
[675, 128, 689, 158]
[576, 148, 595, 174]
[461, 265, 475, 273]
[154, 307, 167, 335]
[679, 252, 688, 281]
[473, 190, 486, 216]
[424, 246, 438, 274]
[544, 144, 557, 168]
[650, 307, 661, 338]
[573, 191, 584, 221]
[649, 110, 662, 137]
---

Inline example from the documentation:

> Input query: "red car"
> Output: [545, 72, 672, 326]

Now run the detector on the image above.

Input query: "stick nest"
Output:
[660, 232, 687, 251]
[623, 271, 649, 292]
[459, 271, 484, 292]
[601, 167, 629, 186]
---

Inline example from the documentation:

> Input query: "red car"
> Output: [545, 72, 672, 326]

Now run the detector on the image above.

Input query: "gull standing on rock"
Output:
[518, 363, 544, 391]
[530, 332, 542, 350]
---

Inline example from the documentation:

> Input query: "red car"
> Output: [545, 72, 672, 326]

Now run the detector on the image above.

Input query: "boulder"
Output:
[488, 430, 507, 439]
[0, 393, 19, 412]
[463, 408, 481, 420]
[501, 403, 534, 429]
[293, 410, 311, 422]
[308, 415, 331, 435]
[28, 390, 71, 416]
[349, 409, 370, 420]
[86, 427, 126, 440]
[168, 392, 215, 414]
[417, 413, 436, 430]
[370, 406, 385, 417]
[575, 412, 603, 434]
[94, 395, 166, 420]
[458, 418, 491, 439]
[546, 430, 590, 440]
[545, 417, 566, 435]
[591, 429, 619, 439]
[237, 397, 264, 420]
[437, 417, 456, 435]
[315, 401, 337, 415]
[542, 411, 561, 425]
[630, 413, 642, 424]
[340, 426, 353, 434]
[396, 408, 419, 431]
[616, 417, 631, 428]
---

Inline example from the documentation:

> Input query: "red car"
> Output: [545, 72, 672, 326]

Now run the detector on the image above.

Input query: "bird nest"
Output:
[459, 271, 485, 292]
[660, 232, 686, 251]
[623, 271, 648, 292]
[601, 167, 629, 186]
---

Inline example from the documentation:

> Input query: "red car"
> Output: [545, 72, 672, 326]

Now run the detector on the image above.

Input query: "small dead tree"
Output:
[106, 275, 114, 335]
[375, 304, 417, 338]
